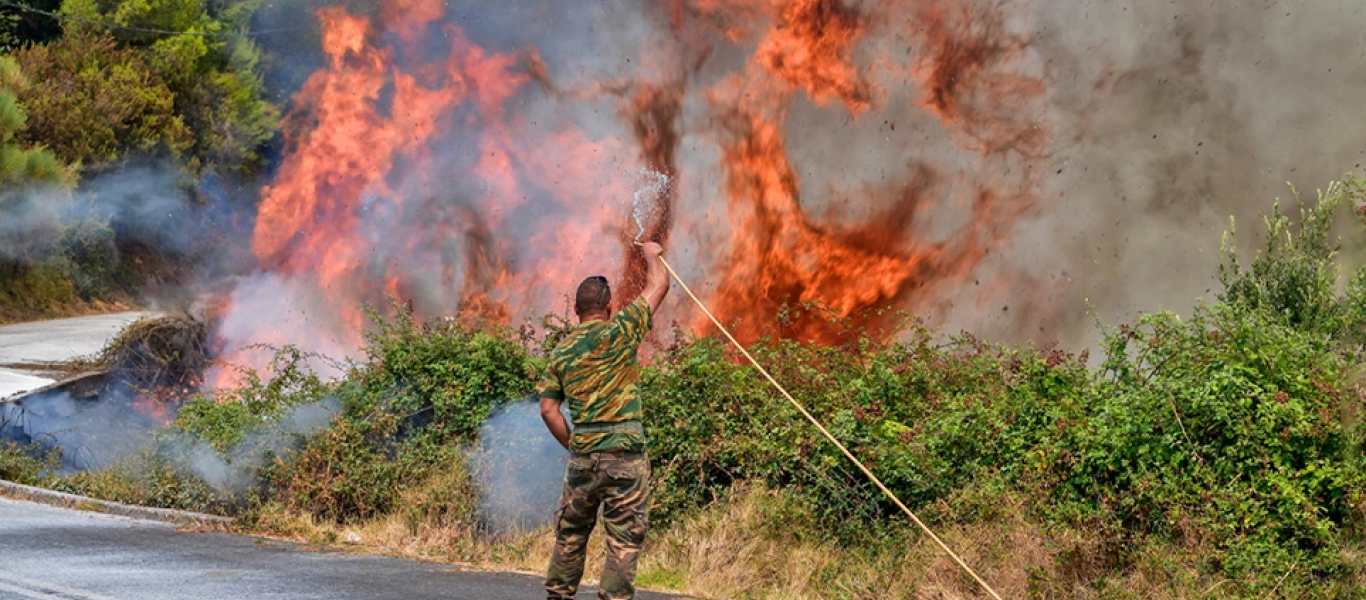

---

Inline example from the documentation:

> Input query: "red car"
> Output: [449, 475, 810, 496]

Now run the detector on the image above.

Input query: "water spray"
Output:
[631, 183, 1006, 600]
[630, 169, 670, 242]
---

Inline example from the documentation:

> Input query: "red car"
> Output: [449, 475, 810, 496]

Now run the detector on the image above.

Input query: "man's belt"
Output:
[572, 420, 644, 435]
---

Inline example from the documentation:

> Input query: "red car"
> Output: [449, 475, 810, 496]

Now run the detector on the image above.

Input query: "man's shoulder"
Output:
[611, 297, 651, 329]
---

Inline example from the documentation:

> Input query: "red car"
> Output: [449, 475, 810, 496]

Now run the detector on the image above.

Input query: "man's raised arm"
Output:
[640, 241, 670, 314]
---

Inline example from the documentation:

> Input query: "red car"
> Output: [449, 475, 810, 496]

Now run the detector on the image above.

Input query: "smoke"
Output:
[0, 160, 253, 309]
[0, 0, 1354, 376]
[0, 384, 339, 491]
[0, 384, 162, 471]
[467, 400, 568, 533]
[160, 397, 341, 493]
[0, 163, 234, 261]
[978, 0, 1366, 347]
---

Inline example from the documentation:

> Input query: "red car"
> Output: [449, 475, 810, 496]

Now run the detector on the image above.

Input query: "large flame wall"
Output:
[211, 0, 1366, 380]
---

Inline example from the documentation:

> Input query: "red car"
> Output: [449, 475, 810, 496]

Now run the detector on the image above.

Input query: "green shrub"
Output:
[269, 307, 536, 522]
[1060, 305, 1362, 575]
[0, 443, 52, 485]
[1220, 177, 1366, 342]
[642, 318, 1093, 540]
[351, 306, 537, 444]
[44, 449, 217, 513]
[174, 344, 332, 452]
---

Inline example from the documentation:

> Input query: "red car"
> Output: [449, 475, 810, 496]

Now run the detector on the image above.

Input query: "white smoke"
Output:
[161, 396, 341, 493]
[0, 163, 233, 265]
[0, 385, 161, 472]
[467, 400, 569, 533]
[0, 384, 339, 490]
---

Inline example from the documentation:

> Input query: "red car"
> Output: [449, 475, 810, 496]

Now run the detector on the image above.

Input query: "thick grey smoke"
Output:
[226, 0, 1366, 366]
[984, 0, 1366, 347]
[0, 163, 232, 265]
[467, 400, 569, 533]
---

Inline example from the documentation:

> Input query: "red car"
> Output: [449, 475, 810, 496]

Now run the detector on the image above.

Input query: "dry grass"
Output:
[239, 473, 1336, 600]
[639, 484, 1313, 600]
[247, 502, 591, 583]
[639, 483, 1076, 600]
[246, 459, 573, 580]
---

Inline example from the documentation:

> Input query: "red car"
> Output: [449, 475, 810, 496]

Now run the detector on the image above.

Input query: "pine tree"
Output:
[0, 56, 68, 185]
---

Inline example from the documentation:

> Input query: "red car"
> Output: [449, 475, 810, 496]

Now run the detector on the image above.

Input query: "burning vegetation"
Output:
[12, 179, 1366, 598]
[211, 0, 1051, 379]
[99, 314, 211, 409]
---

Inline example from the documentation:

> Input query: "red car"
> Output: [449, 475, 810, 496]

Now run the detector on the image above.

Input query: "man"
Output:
[538, 241, 670, 600]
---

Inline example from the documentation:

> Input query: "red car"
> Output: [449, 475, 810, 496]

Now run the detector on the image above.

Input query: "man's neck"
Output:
[579, 311, 609, 323]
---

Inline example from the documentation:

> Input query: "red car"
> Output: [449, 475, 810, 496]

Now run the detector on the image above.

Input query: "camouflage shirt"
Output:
[538, 297, 653, 454]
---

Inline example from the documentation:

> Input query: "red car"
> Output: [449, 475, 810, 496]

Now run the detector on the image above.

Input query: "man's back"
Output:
[540, 296, 652, 454]
[540, 244, 668, 600]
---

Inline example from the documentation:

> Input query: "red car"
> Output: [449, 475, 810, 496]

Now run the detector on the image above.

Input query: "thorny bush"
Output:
[265, 305, 536, 522]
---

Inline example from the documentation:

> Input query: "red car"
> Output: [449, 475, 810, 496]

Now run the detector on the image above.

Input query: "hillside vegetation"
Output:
[0, 0, 277, 322]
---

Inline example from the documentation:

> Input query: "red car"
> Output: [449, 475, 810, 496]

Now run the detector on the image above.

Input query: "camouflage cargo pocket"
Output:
[552, 492, 569, 528]
[604, 455, 647, 481]
[629, 505, 648, 539]
[567, 454, 592, 475]
[604, 464, 636, 481]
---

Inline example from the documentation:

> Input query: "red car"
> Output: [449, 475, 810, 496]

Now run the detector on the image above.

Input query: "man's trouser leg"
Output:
[597, 453, 650, 600]
[544, 452, 651, 600]
[546, 454, 600, 599]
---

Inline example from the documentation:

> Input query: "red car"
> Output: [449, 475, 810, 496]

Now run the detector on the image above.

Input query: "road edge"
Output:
[0, 479, 232, 527]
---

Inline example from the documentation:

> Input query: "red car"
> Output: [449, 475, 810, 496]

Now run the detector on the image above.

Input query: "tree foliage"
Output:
[10, 0, 278, 175]
[0, 55, 67, 185]
[0, 0, 63, 52]
[0, 0, 281, 320]
[11, 30, 191, 168]
[0, 54, 90, 320]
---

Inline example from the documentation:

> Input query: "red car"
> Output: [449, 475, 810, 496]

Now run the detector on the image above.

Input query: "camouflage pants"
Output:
[546, 451, 650, 600]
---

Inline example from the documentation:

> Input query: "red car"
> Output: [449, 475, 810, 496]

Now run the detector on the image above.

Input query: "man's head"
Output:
[575, 275, 611, 318]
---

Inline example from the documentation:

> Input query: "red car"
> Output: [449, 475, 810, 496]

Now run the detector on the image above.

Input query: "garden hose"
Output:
[650, 251, 1006, 600]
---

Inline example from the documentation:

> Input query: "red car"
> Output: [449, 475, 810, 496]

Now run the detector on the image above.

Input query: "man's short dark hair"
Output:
[575, 275, 611, 316]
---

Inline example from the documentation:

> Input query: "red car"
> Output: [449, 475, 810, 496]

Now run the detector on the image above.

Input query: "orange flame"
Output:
[210, 0, 1051, 383]
[755, 0, 871, 112]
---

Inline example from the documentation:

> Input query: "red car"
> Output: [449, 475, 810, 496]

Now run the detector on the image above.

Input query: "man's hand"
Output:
[640, 241, 670, 313]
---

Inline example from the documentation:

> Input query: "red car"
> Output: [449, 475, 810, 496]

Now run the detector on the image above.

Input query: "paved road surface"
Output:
[0, 312, 152, 400]
[0, 497, 684, 600]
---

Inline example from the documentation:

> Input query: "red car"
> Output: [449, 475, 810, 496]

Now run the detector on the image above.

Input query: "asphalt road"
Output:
[0, 497, 685, 600]
[0, 312, 152, 400]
